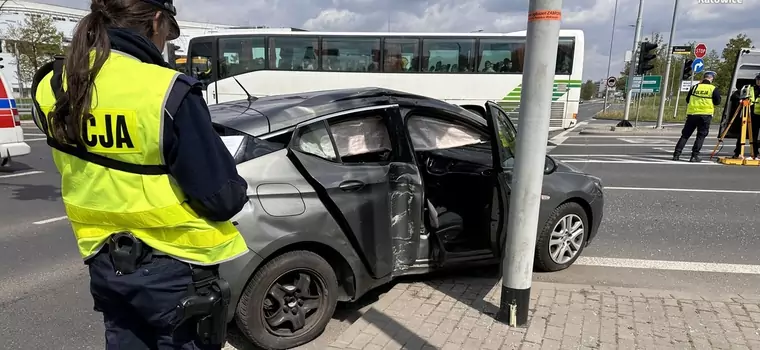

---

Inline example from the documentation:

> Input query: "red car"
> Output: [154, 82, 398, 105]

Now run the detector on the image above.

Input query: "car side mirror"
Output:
[544, 156, 558, 174]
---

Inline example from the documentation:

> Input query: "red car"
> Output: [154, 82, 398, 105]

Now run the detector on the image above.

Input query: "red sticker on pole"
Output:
[694, 43, 707, 59]
[528, 10, 562, 21]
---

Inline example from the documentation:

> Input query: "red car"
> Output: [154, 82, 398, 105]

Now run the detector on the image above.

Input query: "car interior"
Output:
[404, 112, 496, 253]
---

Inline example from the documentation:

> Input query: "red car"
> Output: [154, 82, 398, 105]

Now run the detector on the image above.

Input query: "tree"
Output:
[714, 34, 752, 96]
[581, 79, 597, 100]
[3, 15, 64, 93]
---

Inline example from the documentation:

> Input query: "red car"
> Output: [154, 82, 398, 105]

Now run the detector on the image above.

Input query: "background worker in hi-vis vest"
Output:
[731, 73, 760, 159]
[29, 0, 249, 349]
[673, 71, 721, 163]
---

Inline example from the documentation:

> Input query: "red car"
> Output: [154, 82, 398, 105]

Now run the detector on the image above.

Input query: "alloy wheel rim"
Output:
[548, 214, 585, 265]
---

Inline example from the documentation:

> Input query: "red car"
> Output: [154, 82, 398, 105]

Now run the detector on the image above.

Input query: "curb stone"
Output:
[579, 125, 683, 136]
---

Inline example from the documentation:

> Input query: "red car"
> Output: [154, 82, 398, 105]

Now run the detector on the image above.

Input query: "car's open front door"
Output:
[484, 101, 517, 256]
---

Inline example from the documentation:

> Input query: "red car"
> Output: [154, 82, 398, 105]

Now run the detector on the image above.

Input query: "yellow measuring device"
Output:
[710, 86, 759, 165]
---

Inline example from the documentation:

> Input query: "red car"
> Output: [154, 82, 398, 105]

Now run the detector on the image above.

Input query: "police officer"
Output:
[673, 71, 721, 162]
[29, 0, 248, 349]
[732, 73, 760, 159]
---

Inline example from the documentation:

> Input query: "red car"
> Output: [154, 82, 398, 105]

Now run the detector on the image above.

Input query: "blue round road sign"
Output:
[692, 58, 704, 74]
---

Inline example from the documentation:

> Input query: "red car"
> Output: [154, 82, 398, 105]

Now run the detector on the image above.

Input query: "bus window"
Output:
[188, 40, 214, 85]
[383, 38, 420, 72]
[218, 36, 266, 79]
[320, 37, 380, 72]
[556, 39, 575, 75]
[174, 56, 187, 73]
[268, 37, 318, 70]
[421, 38, 476, 73]
[477, 38, 524, 73]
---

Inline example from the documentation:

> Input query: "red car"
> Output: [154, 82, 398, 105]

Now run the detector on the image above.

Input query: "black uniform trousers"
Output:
[733, 112, 760, 157]
[87, 247, 220, 350]
[674, 114, 712, 157]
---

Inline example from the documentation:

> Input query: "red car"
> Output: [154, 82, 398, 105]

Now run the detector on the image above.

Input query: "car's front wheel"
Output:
[534, 202, 588, 272]
[236, 250, 338, 349]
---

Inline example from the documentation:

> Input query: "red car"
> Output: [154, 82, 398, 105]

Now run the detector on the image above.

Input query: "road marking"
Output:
[561, 160, 718, 165]
[23, 137, 46, 141]
[605, 186, 760, 194]
[23, 133, 45, 136]
[559, 144, 675, 147]
[0, 170, 43, 179]
[618, 137, 675, 144]
[33, 216, 68, 225]
[576, 257, 760, 275]
[568, 135, 681, 138]
[549, 120, 590, 146]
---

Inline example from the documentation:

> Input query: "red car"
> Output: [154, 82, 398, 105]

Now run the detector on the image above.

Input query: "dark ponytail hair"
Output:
[47, 0, 173, 146]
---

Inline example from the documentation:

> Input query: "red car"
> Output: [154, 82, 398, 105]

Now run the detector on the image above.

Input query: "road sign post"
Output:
[620, 0, 644, 127]
[655, 0, 680, 129]
[498, 0, 562, 328]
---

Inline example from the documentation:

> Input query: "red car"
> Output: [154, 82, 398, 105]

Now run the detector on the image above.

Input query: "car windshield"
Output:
[488, 104, 517, 168]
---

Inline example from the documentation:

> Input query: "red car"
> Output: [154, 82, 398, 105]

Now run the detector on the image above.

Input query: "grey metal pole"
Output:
[655, 0, 680, 128]
[673, 59, 684, 119]
[603, 0, 620, 112]
[619, 0, 644, 127]
[497, 0, 561, 327]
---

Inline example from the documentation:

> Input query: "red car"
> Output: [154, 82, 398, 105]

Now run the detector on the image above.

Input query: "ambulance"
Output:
[0, 70, 30, 166]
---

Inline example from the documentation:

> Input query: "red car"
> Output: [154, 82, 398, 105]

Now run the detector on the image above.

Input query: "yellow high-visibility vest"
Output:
[33, 51, 248, 265]
[685, 83, 716, 116]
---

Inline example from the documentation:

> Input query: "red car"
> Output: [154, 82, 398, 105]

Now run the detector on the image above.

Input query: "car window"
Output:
[293, 122, 338, 160]
[328, 115, 392, 163]
[488, 104, 517, 168]
[406, 115, 486, 151]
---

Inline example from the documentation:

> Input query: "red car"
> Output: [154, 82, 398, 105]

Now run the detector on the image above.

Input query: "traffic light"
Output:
[636, 41, 658, 75]
[682, 59, 693, 81]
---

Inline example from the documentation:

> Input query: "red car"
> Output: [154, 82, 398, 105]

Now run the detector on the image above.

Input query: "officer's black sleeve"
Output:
[712, 87, 721, 106]
[162, 79, 248, 222]
[686, 85, 696, 104]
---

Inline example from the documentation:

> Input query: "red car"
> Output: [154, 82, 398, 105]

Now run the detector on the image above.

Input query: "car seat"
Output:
[425, 199, 464, 244]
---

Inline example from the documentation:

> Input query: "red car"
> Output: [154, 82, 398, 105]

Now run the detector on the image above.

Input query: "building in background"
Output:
[0, 0, 237, 96]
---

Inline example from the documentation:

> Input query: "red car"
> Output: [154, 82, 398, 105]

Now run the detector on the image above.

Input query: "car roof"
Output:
[209, 87, 486, 137]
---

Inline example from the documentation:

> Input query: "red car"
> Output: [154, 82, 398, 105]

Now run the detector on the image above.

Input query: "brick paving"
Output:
[323, 277, 760, 350]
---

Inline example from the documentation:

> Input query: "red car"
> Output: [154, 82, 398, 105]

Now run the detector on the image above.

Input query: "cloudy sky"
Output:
[40, 0, 760, 81]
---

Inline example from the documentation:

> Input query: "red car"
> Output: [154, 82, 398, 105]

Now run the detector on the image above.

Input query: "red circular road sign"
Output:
[694, 43, 707, 58]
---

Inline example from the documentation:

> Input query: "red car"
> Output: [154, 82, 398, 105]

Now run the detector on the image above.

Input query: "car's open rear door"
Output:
[484, 101, 517, 256]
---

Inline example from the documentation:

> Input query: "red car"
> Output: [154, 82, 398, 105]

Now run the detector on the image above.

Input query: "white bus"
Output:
[185, 29, 584, 130]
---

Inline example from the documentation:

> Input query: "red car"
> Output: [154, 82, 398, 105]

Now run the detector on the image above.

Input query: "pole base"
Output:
[616, 120, 633, 127]
[496, 285, 531, 326]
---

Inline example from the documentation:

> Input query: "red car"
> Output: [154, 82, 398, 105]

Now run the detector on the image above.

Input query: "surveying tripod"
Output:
[709, 85, 759, 165]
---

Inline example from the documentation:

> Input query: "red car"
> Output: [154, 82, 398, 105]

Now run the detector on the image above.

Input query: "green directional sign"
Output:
[630, 75, 661, 93]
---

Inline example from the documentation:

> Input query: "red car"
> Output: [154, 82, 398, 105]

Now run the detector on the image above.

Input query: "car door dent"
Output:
[388, 162, 424, 273]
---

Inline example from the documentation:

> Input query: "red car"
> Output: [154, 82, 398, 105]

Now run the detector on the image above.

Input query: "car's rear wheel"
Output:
[236, 250, 338, 350]
[534, 202, 588, 272]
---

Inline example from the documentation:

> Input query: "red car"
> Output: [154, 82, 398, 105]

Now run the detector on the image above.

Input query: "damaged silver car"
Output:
[211, 88, 604, 349]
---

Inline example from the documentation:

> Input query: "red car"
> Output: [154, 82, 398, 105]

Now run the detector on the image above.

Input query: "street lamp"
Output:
[603, 0, 621, 112]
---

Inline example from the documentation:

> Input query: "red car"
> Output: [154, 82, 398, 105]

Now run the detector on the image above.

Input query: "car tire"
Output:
[534, 201, 588, 272]
[236, 250, 339, 350]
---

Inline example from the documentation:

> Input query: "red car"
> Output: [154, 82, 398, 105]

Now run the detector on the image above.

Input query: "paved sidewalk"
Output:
[324, 277, 760, 350]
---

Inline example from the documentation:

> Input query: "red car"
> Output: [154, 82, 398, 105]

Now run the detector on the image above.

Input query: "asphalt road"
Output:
[539, 104, 760, 295]
[3, 103, 759, 348]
